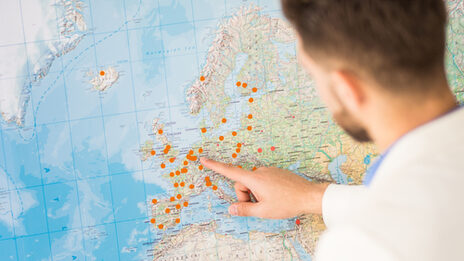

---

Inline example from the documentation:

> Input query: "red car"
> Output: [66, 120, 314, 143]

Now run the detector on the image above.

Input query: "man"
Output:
[200, 0, 464, 260]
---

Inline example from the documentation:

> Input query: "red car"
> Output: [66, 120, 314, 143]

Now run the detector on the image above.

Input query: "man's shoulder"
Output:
[374, 106, 464, 186]
[368, 106, 464, 221]
[355, 107, 464, 260]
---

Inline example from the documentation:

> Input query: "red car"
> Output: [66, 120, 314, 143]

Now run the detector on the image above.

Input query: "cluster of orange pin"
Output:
[235, 80, 258, 93]
[198, 78, 271, 167]
[199, 79, 257, 159]
[148, 78, 269, 230]
[148, 129, 201, 229]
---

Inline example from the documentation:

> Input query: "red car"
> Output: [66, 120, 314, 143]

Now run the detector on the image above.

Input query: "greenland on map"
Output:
[0, 0, 462, 260]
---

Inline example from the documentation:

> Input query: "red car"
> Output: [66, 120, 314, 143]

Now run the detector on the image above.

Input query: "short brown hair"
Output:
[282, 0, 448, 92]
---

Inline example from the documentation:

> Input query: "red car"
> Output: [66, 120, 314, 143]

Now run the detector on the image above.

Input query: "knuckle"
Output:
[236, 204, 247, 214]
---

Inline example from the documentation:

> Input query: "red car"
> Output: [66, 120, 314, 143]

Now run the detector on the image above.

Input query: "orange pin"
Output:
[186, 154, 197, 161]
[163, 145, 171, 154]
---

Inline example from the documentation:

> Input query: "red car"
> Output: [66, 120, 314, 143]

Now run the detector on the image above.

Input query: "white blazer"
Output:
[315, 107, 464, 261]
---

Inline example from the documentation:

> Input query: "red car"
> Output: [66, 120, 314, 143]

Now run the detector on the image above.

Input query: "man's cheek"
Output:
[316, 85, 338, 114]
[315, 83, 329, 105]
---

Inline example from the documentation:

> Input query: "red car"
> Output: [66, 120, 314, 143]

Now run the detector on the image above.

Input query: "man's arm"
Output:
[199, 157, 366, 223]
[200, 157, 328, 218]
[322, 183, 367, 227]
[315, 225, 397, 261]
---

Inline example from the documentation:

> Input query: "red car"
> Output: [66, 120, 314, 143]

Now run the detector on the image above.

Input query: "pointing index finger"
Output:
[200, 157, 252, 184]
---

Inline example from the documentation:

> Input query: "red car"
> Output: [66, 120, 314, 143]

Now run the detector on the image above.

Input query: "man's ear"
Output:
[331, 70, 365, 113]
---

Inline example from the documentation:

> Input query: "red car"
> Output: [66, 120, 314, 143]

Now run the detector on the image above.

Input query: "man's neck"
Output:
[368, 89, 458, 153]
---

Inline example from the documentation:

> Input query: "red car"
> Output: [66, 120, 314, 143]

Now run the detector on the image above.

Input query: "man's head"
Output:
[282, 0, 449, 142]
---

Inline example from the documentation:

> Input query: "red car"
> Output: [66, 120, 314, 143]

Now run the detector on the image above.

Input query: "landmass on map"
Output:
[445, 1, 464, 102]
[139, 6, 378, 260]
[0, 0, 86, 126]
[151, 221, 305, 260]
[88, 67, 120, 92]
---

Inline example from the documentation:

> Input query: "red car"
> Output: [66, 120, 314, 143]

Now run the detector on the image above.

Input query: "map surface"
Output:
[0, 0, 463, 260]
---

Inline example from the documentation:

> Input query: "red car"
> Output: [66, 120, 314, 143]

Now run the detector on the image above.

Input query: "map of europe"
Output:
[0, 0, 463, 260]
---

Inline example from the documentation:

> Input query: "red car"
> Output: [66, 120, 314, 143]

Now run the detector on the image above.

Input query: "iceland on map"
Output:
[0, 0, 463, 260]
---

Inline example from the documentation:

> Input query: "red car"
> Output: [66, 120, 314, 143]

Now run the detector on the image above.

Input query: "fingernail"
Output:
[229, 205, 238, 216]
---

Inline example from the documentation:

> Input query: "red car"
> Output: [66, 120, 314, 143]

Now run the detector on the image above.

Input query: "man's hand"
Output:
[200, 157, 329, 219]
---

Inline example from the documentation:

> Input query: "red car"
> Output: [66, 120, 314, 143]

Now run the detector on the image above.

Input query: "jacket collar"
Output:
[367, 106, 464, 187]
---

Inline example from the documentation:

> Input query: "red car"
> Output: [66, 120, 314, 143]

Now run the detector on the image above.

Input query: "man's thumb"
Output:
[228, 202, 261, 217]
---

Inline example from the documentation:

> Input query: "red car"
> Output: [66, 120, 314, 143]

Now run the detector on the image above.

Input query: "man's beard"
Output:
[329, 83, 372, 143]
[333, 109, 372, 142]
